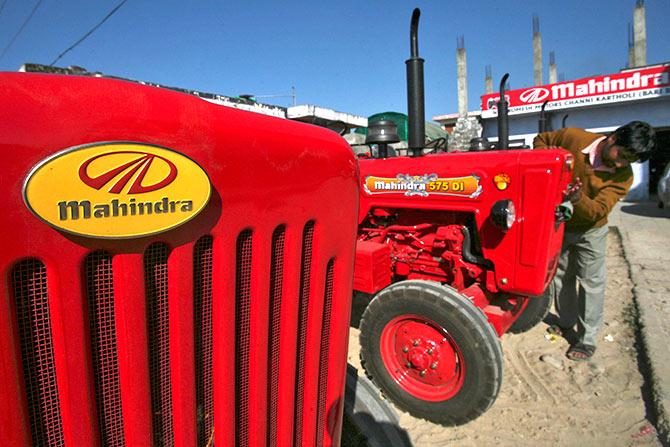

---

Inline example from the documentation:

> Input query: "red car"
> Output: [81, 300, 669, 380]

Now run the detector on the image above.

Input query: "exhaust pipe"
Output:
[538, 100, 550, 133]
[562, 114, 569, 128]
[406, 8, 425, 157]
[497, 73, 509, 150]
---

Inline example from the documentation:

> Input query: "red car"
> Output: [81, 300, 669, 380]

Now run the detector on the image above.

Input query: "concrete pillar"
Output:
[456, 35, 467, 117]
[549, 51, 557, 84]
[533, 15, 543, 85]
[485, 65, 493, 94]
[627, 23, 635, 68]
[633, 0, 647, 66]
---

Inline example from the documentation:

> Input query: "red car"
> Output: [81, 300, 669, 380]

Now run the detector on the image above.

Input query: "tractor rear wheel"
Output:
[359, 280, 503, 426]
[508, 293, 552, 334]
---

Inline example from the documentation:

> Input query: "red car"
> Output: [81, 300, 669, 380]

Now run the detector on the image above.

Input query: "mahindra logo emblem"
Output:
[79, 151, 178, 194]
[519, 87, 550, 103]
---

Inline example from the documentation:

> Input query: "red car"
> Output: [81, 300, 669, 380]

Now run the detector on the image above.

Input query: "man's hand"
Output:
[564, 178, 583, 203]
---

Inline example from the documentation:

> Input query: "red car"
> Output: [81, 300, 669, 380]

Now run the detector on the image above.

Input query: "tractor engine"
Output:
[359, 210, 484, 291]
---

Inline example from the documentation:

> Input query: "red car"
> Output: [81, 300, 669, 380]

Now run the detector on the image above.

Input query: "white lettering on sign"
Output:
[481, 64, 670, 117]
[549, 71, 670, 100]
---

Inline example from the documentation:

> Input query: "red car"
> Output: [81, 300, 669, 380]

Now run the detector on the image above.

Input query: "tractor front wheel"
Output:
[359, 280, 503, 426]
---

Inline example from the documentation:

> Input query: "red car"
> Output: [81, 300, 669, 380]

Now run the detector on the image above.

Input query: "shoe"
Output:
[566, 343, 596, 362]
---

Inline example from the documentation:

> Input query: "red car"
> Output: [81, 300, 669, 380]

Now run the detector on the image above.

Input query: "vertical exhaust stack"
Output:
[538, 100, 551, 133]
[406, 8, 425, 157]
[497, 74, 509, 150]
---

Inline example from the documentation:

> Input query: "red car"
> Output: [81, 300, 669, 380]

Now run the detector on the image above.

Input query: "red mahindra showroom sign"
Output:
[481, 64, 670, 118]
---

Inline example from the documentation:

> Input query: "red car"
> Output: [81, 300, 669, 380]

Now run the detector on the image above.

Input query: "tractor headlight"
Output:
[492, 199, 516, 232]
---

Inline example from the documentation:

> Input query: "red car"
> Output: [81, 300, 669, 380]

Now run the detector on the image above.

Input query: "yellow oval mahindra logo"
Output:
[24, 142, 211, 239]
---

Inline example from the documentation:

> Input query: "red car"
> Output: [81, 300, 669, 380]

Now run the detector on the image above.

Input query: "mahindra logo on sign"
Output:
[519, 87, 550, 103]
[481, 64, 670, 117]
[79, 151, 178, 194]
[23, 142, 211, 239]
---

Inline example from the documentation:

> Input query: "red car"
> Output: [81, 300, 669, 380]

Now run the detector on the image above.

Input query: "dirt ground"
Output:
[347, 231, 662, 446]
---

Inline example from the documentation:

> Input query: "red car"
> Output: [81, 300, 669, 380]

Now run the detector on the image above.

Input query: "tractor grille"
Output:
[145, 243, 174, 446]
[6, 224, 338, 446]
[235, 230, 253, 447]
[86, 252, 125, 446]
[315, 260, 335, 445]
[12, 259, 65, 447]
[194, 236, 214, 446]
[267, 226, 286, 447]
[294, 222, 315, 447]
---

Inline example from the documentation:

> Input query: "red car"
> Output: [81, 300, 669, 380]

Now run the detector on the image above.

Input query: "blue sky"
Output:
[0, 0, 668, 121]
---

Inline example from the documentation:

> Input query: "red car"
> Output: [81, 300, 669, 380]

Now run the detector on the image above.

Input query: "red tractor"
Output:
[354, 9, 573, 426]
[0, 71, 360, 446]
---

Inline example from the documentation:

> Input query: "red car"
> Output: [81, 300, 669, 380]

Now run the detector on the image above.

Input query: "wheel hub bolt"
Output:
[413, 340, 420, 347]
[430, 362, 438, 370]
[427, 348, 433, 355]
[406, 362, 412, 368]
[419, 370, 426, 377]
[402, 346, 409, 353]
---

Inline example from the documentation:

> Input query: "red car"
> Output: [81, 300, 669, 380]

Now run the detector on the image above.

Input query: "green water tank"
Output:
[355, 112, 408, 141]
[355, 111, 446, 143]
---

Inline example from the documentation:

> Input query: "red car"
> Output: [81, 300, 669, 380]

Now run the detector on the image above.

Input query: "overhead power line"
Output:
[0, 0, 44, 62]
[50, 0, 128, 66]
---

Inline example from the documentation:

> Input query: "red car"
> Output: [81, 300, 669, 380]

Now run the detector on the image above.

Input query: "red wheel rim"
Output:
[380, 314, 465, 401]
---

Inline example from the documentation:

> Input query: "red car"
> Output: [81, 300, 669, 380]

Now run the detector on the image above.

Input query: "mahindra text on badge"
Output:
[364, 174, 482, 198]
[23, 142, 211, 238]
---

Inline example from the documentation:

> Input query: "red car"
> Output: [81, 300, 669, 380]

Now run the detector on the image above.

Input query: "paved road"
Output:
[609, 200, 670, 445]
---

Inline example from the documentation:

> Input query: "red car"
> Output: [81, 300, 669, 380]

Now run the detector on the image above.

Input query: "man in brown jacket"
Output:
[534, 121, 655, 361]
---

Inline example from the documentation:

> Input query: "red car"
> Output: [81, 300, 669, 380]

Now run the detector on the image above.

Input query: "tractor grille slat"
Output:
[12, 259, 65, 447]
[145, 243, 174, 446]
[315, 259, 335, 446]
[194, 236, 215, 446]
[294, 221, 315, 447]
[267, 226, 286, 447]
[86, 252, 125, 446]
[235, 230, 253, 447]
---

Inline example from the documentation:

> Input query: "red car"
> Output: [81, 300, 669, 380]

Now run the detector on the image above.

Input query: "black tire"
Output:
[343, 364, 413, 447]
[507, 293, 552, 334]
[359, 280, 503, 426]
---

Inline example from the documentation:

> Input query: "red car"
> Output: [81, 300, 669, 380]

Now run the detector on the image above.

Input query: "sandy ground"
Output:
[347, 231, 662, 446]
